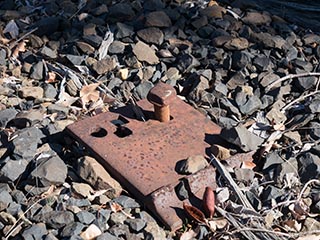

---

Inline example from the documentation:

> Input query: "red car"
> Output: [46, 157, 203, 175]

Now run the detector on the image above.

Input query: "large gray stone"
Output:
[30, 155, 67, 186]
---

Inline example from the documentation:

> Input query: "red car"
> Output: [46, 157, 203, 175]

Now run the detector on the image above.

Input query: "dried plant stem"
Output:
[210, 155, 254, 210]
[281, 90, 320, 112]
[266, 72, 320, 92]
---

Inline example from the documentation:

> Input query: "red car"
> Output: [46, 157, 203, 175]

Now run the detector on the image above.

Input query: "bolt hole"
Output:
[91, 127, 108, 138]
[114, 125, 132, 138]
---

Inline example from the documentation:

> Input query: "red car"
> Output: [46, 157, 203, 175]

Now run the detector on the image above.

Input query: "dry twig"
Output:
[265, 72, 320, 92]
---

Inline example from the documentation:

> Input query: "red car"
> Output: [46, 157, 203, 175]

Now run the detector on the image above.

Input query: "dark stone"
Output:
[0, 159, 28, 182]
[67, 197, 91, 207]
[44, 84, 57, 99]
[76, 211, 96, 225]
[94, 209, 111, 232]
[133, 81, 154, 100]
[113, 195, 140, 208]
[232, 51, 251, 70]
[108, 41, 126, 54]
[12, 127, 44, 160]
[220, 125, 264, 152]
[11, 190, 27, 204]
[298, 152, 320, 183]
[308, 99, 320, 113]
[96, 232, 118, 240]
[116, 23, 134, 39]
[60, 222, 84, 238]
[33, 17, 60, 36]
[30, 155, 68, 187]
[108, 224, 130, 237]
[0, 108, 18, 128]
[40, 46, 57, 59]
[253, 56, 273, 71]
[263, 185, 285, 202]
[83, 35, 103, 48]
[125, 218, 146, 232]
[0, 190, 12, 211]
[137, 27, 164, 45]
[7, 201, 22, 216]
[263, 152, 284, 171]
[22, 223, 47, 240]
[145, 11, 172, 28]
[108, 3, 135, 21]
[309, 122, 320, 139]
[246, 191, 262, 210]
[175, 180, 189, 200]
[30, 61, 44, 80]
[65, 54, 86, 66]
[239, 95, 262, 115]
[143, 0, 165, 11]
[0, 49, 6, 65]
[44, 211, 74, 229]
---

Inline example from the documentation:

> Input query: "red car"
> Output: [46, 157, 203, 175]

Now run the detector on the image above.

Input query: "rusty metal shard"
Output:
[66, 96, 221, 229]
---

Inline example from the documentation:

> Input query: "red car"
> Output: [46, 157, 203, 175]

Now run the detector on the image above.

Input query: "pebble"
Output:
[132, 41, 159, 65]
[0, 108, 18, 128]
[176, 155, 208, 174]
[18, 86, 44, 99]
[145, 11, 172, 28]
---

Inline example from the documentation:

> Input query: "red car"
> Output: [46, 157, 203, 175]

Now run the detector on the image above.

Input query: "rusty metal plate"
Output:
[66, 96, 221, 229]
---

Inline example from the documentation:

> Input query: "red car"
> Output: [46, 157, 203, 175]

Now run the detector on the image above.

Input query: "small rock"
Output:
[211, 144, 231, 160]
[76, 42, 95, 54]
[232, 51, 251, 70]
[0, 159, 28, 182]
[116, 23, 134, 39]
[30, 155, 68, 186]
[44, 211, 74, 229]
[297, 152, 320, 183]
[61, 222, 84, 238]
[175, 180, 189, 200]
[145, 11, 172, 28]
[132, 41, 159, 65]
[263, 185, 285, 202]
[76, 211, 96, 225]
[309, 122, 320, 140]
[0, 190, 12, 211]
[12, 127, 44, 160]
[176, 155, 208, 174]
[30, 61, 44, 80]
[137, 27, 164, 45]
[19, 86, 44, 99]
[22, 223, 48, 240]
[144, 222, 166, 239]
[44, 84, 57, 99]
[110, 212, 127, 225]
[96, 232, 118, 240]
[133, 81, 154, 100]
[0, 108, 18, 128]
[221, 125, 264, 152]
[76, 156, 122, 197]
[92, 57, 117, 75]
[308, 99, 320, 113]
[108, 41, 126, 54]
[303, 34, 320, 45]
[224, 37, 249, 50]
[72, 183, 94, 198]
[242, 11, 272, 25]
[113, 195, 140, 208]
[108, 3, 135, 21]
[40, 46, 57, 59]
[125, 218, 146, 232]
[234, 168, 254, 184]
[200, 5, 226, 19]
[239, 95, 262, 115]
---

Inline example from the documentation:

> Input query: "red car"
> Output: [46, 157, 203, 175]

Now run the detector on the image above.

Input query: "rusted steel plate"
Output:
[66, 95, 221, 229]
[147, 166, 216, 230]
